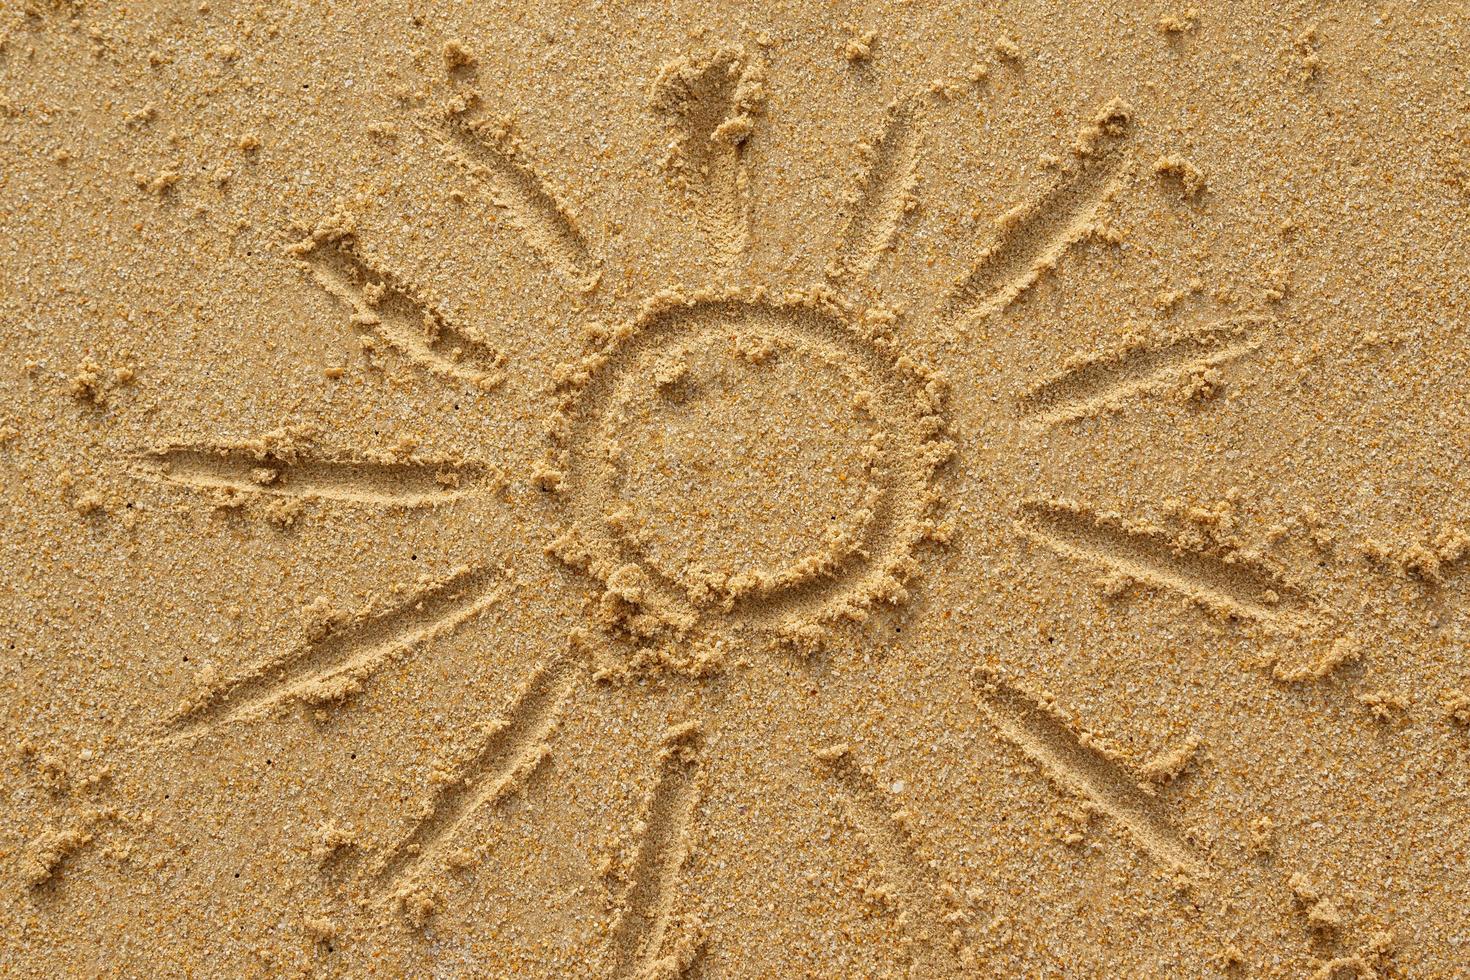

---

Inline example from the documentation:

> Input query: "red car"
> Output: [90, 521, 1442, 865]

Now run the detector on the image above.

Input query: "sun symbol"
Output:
[131, 41, 1325, 977]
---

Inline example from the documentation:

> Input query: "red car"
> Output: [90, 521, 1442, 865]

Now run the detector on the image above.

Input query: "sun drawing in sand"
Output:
[138, 43, 1313, 975]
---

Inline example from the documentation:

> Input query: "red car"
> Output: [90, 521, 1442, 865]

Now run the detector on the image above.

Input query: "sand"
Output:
[2, 2, 1467, 976]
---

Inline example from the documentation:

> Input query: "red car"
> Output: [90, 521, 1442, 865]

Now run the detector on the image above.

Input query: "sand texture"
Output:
[2, 1, 1468, 976]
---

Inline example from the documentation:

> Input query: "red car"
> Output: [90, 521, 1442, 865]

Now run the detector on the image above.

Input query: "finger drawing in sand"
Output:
[8, 9, 1462, 977]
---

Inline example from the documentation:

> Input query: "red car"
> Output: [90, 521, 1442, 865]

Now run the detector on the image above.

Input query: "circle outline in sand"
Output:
[541, 285, 956, 651]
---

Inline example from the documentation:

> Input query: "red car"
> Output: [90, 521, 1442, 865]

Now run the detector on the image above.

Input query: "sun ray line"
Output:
[814, 742, 966, 978]
[162, 565, 507, 739]
[132, 443, 486, 507]
[948, 100, 1133, 327]
[1018, 497, 1311, 623]
[827, 96, 924, 283]
[373, 649, 580, 890]
[287, 230, 507, 390]
[649, 46, 766, 272]
[1017, 315, 1269, 424]
[974, 668, 1207, 875]
[608, 722, 705, 977]
[433, 112, 602, 292]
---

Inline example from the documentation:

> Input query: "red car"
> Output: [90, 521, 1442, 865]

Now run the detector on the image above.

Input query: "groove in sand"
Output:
[610, 723, 704, 977]
[649, 47, 765, 268]
[816, 744, 962, 978]
[975, 670, 1205, 875]
[134, 445, 483, 506]
[298, 237, 505, 389]
[1019, 317, 1268, 424]
[375, 654, 579, 889]
[829, 98, 923, 281]
[168, 565, 505, 734]
[1020, 499, 1308, 622]
[440, 114, 600, 291]
[951, 117, 1130, 322]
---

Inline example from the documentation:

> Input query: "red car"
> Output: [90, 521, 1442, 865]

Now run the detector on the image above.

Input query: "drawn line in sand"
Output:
[1018, 316, 1269, 424]
[290, 234, 506, 389]
[166, 565, 506, 736]
[650, 46, 767, 267]
[374, 653, 578, 889]
[828, 98, 923, 281]
[438, 112, 601, 291]
[950, 100, 1132, 324]
[816, 744, 963, 977]
[609, 723, 704, 977]
[975, 670, 1206, 875]
[133, 445, 484, 507]
[1020, 498, 1310, 623]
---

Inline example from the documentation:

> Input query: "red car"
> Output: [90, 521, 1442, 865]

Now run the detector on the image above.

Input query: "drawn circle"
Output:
[546, 288, 949, 636]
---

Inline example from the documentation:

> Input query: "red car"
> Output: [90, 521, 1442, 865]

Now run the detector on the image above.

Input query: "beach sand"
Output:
[2, 2, 1467, 976]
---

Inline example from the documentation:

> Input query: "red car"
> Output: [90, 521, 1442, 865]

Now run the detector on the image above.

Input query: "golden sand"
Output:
[2, 2, 1467, 976]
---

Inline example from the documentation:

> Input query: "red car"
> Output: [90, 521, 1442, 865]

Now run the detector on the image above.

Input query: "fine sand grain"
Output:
[2, 2, 1467, 976]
